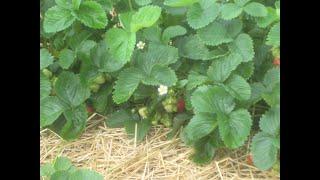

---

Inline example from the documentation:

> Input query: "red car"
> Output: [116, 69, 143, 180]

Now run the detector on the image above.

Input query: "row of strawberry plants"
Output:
[40, 0, 280, 171]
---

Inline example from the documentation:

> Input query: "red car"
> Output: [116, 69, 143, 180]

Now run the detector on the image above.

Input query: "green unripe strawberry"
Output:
[138, 107, 149, 119]
[93, 74, 106, 84]
[162, 97, 178, 113]
[51, 76, 58, 87]
[151, 112, 162, 125]
[90, 83, 100, 93]
[42, 68, 52, 78]
[160, 114, 172, 127]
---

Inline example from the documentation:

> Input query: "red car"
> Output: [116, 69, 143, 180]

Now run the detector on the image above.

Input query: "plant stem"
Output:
[128, 0, 133, 11]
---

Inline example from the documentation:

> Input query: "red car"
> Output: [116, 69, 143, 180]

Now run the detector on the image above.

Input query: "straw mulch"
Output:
[40, 113, 280, 180]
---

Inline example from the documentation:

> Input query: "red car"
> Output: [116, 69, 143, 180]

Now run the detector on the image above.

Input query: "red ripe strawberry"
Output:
[86, 105, 94, 114]
[177, 99, 185, 113]
[273, 58, 280, 66]
[247, 154, 253, 165]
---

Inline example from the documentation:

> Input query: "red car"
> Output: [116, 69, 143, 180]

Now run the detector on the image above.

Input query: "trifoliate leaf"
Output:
[59, 49, 75, 69]
[186, 71, 208, 90]
[266, 22, 280, 47]
[40, 163, 55, 177]
[186, 0, 220, 29]
[40, 73, 52, 100]
[259, 106, 280, 135]
[130, 5, 162, 32]
[40, 48, 54, 70]
[191, 85, 235, 114]
[69, 169, 103, 180]
[256, 7, 278, 28]
[197, 21, 233, 46]
[40, 96, 66, 127]
[164, 0, 199, 7]
[243, 2, 267, 17]
[105, 28, 136, 63]
[162, 25, 187, 43]
[183, 112, 218, 145]
[218, 109, 252, 148]
[135, 0, 151, 6]
[251, 132, 279, 170]
[207, 53, 243, 82]
[224, 74, 251, 101]
[220, 3, 243, 20]
[113, 68, 144, 104]
[44, 6, 75, 33]
[191, 136, 215, 164]
[60, 104, 88, 140]
[54, 156, 72, 171]
[55, 71, 90, 107]
[75, 1, 107, 29]
[229, 33, 254, 62]
[235, 61, 254, 80]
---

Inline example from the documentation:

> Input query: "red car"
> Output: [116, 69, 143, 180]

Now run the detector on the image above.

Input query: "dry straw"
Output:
[40, 113, 280, 180]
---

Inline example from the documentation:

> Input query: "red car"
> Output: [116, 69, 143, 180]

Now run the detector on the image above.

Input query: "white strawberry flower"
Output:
[136, 41, 146, 50]
[158, 85, 168, 96]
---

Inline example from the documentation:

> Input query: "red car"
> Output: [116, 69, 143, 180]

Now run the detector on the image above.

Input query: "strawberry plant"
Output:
[40, 0, 280, 171]
[40, 156, 103, 179]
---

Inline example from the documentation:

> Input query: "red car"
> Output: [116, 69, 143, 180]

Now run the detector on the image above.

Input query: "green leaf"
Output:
[186, 71, 208, 90]
[207, 53, 243, 82]
[224, 74, 251, 101]
[251, 132, 278, 170]
[164, 0, 199, 7]
[197, 21, 233, 46]
[162, 25, 187, 43]
[234, 61, 254, 80]
[44, 6, 75, 33]
[55, 71, 90, 107]
[220, 19, 243, 38]
[243, 2, 267, 17]
[249, 82, 266, 104]
[191, 85, 235, 114]
[191, 136, 215, 164]
[75, 1, 107, 29]
[145, 65, 177, 86]
[266, 22, 280, 47]
[51, 171, 70, 180]
[55, 0, 73, 9]
[69, 169, 103, 180]
[77, 40, 97, 61]
[218, 109, 252, 148]
[106, 109, 132, 128]
[260, 106, 280, 135]
[92, 85, 113, 114]
[118, 12, 134, 31]
[72, 0, 82, 10]
[220, 3, 243, 20]
[186, 0, 220, 29]
[54, 157, 72, 171]
[124, 118, 151, 142]
[229, 33, 254, 62]
[183, 113, 218, 145]
[262, 82, 280, 107]
[40, 73, 52, 100]
[40, 96, 66, 127]
[142, 26, 162, 42]
[113, 68, 144, 104]
[176, 35, 211, 60]
[40, 48, 54, 70]
[40, 163, 55, 177]
[60, 104, 88, 140]
[135, 0, 152, 6]
[105, 28, 136, 63]
[130, 5, 162, 32]
[256, 7, 278, 28]
[263, 67, 280, 90]
[59, 49, 75, 69]
[234, 0, 250, 7]
[91, 41, 126, 73]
